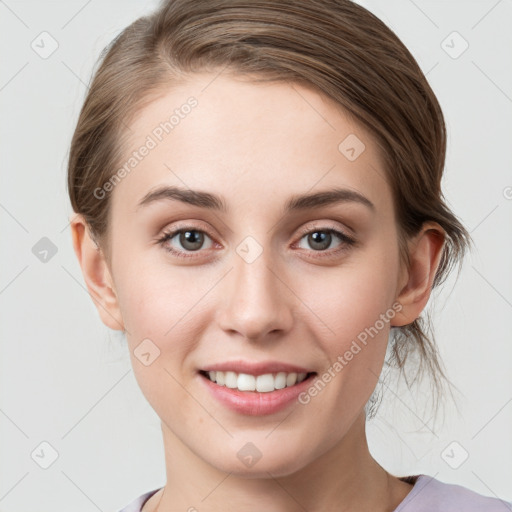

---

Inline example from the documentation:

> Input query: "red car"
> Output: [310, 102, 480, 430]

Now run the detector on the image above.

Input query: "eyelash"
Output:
[155, 223, 356, 260]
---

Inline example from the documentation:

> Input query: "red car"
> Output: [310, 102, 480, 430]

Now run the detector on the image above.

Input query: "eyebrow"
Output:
[136, 185, 375, 213]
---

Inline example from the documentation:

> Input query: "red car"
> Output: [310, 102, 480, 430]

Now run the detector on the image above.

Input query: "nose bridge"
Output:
[218, 235, 293, 340]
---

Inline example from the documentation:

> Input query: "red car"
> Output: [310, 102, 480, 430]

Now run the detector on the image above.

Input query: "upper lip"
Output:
[200, 360, 314, 376]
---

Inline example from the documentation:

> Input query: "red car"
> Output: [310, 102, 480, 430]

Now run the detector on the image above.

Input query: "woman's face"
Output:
[105, 72, 406, 476]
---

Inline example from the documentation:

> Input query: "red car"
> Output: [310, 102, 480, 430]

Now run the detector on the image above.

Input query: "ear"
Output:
[70, 213, 125, 331]
[391, 222, 445, 327]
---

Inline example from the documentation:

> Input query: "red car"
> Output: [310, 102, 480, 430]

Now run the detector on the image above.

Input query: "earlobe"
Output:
[70, 213, 125, 331]
[391, 222, 445, 327]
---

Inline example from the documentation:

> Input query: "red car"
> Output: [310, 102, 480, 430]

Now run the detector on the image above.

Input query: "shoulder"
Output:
[117, 487, 162, 512]
[396, 474, 512, 512]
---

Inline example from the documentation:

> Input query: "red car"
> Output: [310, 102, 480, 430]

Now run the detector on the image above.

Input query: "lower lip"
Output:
[199, 372, 317, 416]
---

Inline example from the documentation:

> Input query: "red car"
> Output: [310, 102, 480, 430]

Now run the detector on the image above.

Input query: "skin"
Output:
[71, 72, 445, 511]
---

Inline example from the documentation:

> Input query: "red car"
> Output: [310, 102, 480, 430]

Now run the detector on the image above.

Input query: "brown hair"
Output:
[67, 0, 472, 419]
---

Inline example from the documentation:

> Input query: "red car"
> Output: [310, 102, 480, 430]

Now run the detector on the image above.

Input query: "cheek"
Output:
[115, 253, 199, 337]
[116, 269, 204, 419]
[301, 256, 397, 348]
[296, 251, 398, 400]
[117, 272, 177, 337]
[115, 262, 214, 370]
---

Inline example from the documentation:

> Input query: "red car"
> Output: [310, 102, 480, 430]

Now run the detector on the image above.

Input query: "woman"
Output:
[67, 0, 511, 510]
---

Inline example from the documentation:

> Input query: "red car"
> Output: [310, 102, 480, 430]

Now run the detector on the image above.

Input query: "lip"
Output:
[198, 370, 317, 416]
[200, 359, 314, 376]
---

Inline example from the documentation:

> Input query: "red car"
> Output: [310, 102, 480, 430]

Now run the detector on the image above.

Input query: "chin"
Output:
[201, 436, 312, 478]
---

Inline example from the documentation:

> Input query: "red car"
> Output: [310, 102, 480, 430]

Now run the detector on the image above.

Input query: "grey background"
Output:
[1, 0, 511, 510]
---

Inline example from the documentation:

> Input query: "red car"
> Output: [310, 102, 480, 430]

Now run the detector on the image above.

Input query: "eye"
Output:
[156, 225, 216, 259]
[294, 224, 356, 257]
[156, 222, 357, 260]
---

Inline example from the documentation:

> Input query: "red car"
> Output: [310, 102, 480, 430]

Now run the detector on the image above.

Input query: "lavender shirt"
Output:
[118, 474, 512, 511]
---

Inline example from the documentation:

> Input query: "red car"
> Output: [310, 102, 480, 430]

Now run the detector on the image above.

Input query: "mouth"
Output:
[199, 370, 317, 393]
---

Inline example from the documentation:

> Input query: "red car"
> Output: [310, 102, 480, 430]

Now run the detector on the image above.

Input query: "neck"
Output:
[150, 411, 413, 512]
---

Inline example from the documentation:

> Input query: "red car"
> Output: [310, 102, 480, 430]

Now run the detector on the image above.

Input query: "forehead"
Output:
[111, 72, 392, 218]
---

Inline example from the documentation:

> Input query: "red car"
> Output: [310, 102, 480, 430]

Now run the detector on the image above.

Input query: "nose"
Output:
[216, 242, 294, 342]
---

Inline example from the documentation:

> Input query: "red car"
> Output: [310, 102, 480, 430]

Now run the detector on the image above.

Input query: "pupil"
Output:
[181, 230, 203, 250]
[310, 231, 330, 250]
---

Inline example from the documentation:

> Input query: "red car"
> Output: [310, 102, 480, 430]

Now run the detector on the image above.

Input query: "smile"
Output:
[198, 369, 318, 416]
[199, 370, 314, 393]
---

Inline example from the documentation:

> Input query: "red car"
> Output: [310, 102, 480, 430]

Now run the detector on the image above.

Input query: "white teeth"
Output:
[204, 370, 310, 392]
[225, 371, 238, 389]
[256, 374, 274, 392]
[237, 373, 256, 391]
[274, 372, 287, 389]
[216, 371, 225, 386]
[286, 372, 298, 387]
